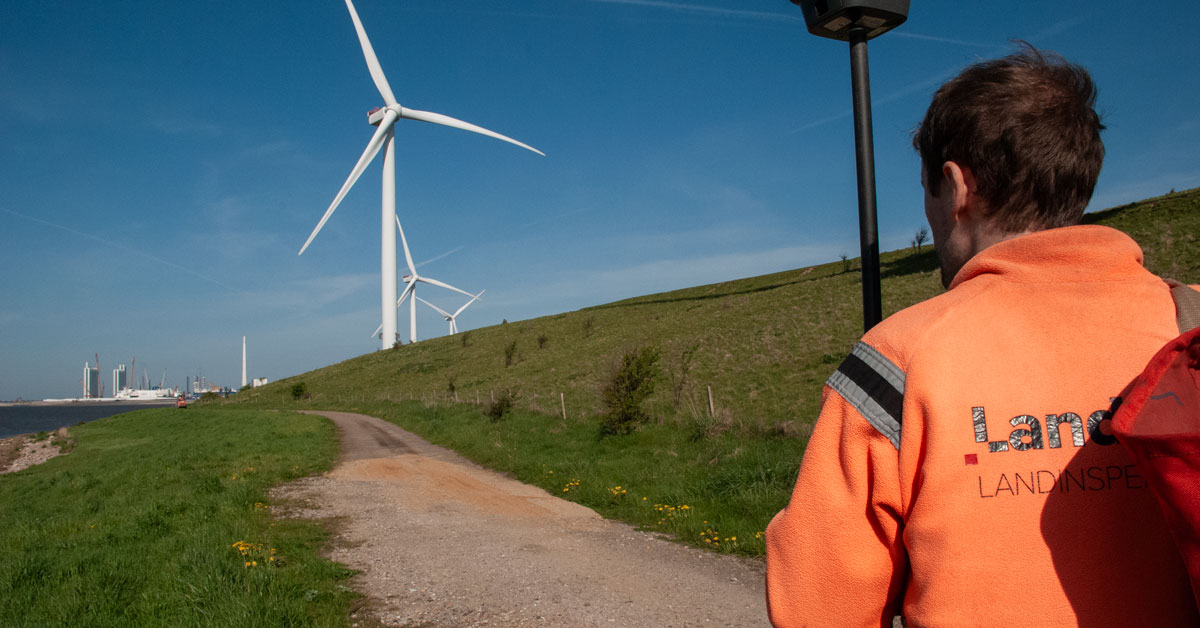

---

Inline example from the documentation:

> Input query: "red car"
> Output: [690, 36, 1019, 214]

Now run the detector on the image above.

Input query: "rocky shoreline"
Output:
[0, 428, 72, 474]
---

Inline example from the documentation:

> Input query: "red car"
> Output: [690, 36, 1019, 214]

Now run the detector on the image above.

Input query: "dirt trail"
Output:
[274, 411, 769, 627]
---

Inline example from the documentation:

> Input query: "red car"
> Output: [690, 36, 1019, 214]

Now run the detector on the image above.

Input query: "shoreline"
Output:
[0, 400, 177, 408]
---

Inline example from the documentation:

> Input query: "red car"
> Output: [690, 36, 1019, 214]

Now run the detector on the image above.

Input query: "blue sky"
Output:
[3, 0, 1198, 400]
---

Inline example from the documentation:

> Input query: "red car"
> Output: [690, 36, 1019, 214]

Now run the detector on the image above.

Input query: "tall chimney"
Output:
[241, 336, 247, 388]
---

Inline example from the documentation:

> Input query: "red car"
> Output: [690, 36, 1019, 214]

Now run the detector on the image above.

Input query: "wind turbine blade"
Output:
[417, 276, 475, 299]
[371, 324, 383, 338]
[453, 290, 484, 317]
[394, 216, 417, 276]
[415, 295, 452, 319]
[399, 108, 545, 157]
[298, 109, 399, 255]
[395, 280, 415, 307]
[343, 0, 397, 106]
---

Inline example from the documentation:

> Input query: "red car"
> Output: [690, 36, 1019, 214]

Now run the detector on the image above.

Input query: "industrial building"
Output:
[83, 362, 100, 398]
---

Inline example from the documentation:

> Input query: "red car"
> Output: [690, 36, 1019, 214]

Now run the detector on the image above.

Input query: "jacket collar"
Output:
[948, 225, 1147, 290]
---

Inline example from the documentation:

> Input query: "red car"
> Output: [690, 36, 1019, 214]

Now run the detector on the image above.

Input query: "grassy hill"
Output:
[235, 187, 1199, 436]
[225, 187, 1198, 557]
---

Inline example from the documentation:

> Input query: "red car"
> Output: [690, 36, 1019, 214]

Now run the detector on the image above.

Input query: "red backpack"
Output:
[1112, 279, 1200, 609]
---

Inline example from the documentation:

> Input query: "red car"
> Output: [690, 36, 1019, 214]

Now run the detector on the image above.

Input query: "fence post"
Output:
[560, 392, 566, 420]
[707, 385, 715, 417]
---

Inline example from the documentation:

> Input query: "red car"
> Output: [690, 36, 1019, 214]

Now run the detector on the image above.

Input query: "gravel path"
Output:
[274, 411, 770, 627]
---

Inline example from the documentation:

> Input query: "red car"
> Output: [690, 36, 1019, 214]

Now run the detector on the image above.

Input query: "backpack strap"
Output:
[1166, 279, 1200, 332]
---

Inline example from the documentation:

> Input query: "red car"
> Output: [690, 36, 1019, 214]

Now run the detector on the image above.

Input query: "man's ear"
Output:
[941, 161, 979, 223]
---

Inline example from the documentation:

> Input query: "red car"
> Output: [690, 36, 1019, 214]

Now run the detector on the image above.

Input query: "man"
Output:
[765, 46, 1199, 627]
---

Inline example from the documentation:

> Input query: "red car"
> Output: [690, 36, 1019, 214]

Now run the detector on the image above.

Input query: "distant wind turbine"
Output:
[298, 0, 543, 349]
[372, 217, 478, 342]
[416, 290, 485, 335]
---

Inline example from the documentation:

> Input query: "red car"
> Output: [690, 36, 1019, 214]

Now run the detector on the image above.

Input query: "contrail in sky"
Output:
[2, 207, 243, 293]
[586, 0, 801, 23]
[789, 16, 1091, 134]
[891, 32, 992, 48]
[416, 246, 464, 269]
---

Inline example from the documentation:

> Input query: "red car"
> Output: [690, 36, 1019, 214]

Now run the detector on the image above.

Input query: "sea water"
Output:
[0, 403, 171, 439]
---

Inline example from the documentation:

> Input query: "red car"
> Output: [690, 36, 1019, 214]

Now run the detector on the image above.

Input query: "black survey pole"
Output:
[848, 27, 883, 332]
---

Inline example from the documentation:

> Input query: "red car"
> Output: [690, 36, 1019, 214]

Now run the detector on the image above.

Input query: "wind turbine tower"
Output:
[297, 0, 542, 350]
[241, 336, 247, 388]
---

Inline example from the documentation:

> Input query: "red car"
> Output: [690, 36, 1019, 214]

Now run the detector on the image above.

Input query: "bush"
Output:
[582, 316, 595, 338]
[485, 390, 516, 422]
[290, 382, 308, 400]
[536, 333, 549, 349]
[599, 346, 661, 436]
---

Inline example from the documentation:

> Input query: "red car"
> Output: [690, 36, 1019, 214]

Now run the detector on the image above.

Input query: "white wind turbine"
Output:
[298, 0, 543, 349]
[372, 216, 478, 342]
[415, 290, 485, 335]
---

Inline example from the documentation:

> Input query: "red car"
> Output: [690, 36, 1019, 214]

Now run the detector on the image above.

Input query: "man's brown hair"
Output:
[913, 44, 1105, 232]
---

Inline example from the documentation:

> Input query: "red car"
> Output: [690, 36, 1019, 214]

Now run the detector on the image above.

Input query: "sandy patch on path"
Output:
[275, 411, 769, 627]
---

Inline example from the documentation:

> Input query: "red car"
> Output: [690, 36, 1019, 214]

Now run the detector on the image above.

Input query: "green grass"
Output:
[226, 187, 1200, 558]
[0, 407, 356, 628]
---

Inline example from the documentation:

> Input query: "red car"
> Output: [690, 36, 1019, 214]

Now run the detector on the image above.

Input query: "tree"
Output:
[913, 226, 930, 253]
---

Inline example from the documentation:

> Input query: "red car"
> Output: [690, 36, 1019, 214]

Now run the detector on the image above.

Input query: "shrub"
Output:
[582, 316, 595, 338]
[290, 382, 308, 400]
[485, 389, 516, 422]
[536, 333, 549, 349]
[446, 376, 457, 395]
[599, 346, 662, 436]
[460, 331, 471, 347]
[504, 340, 518, 367]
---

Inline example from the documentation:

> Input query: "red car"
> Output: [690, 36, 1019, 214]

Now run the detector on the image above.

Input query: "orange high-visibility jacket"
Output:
[766, 225, 1200, 628]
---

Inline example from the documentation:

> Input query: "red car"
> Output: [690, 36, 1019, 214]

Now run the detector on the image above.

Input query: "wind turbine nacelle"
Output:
[368, 107, 388, 127]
